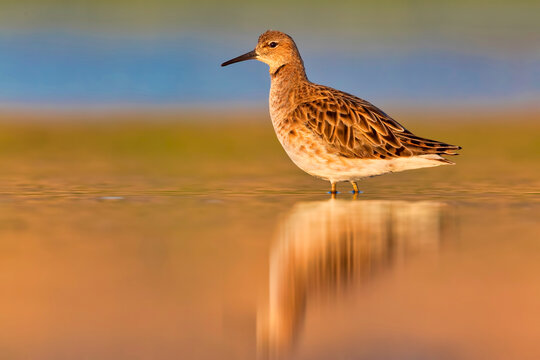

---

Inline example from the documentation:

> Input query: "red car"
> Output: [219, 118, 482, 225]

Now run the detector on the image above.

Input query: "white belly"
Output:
[286, 144, 447, 182]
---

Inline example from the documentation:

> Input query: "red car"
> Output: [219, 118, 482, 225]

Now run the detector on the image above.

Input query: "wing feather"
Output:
[294, 86, 461, 160]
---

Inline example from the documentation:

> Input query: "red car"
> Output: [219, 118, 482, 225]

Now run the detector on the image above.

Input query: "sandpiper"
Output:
[221, 30, 461, 194]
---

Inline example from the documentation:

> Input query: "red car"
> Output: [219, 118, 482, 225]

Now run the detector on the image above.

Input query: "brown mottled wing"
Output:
[293, 88, 461, 160]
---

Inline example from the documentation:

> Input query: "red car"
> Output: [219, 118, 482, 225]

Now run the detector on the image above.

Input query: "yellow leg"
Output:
[350, 181, 359, 193]
[330, 182, 337, 195]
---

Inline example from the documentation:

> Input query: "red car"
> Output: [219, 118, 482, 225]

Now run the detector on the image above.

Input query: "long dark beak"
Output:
[221, 50, 257, 67]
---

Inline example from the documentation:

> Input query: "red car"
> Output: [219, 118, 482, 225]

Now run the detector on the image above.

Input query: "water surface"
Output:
[0, 117, 538, 359]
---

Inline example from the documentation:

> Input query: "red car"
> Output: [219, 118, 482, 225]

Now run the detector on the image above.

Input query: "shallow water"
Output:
[0, 118, 539, 359]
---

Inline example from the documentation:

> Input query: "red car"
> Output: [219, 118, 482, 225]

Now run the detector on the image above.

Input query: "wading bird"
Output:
[222, 31, 461, 194]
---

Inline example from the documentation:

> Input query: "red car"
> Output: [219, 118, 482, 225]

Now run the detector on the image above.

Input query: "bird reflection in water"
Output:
[257, 199, 452, 359]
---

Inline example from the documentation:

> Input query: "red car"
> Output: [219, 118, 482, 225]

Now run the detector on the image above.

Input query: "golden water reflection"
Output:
[258, 199, 452, 359]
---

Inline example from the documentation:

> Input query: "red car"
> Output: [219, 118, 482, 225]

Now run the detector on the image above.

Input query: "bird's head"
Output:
[221, 30, 303, 74]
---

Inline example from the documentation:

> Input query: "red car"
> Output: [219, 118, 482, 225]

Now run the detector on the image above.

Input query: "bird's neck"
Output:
[269, 63, 308, 121]
[270, 62, 307, 85]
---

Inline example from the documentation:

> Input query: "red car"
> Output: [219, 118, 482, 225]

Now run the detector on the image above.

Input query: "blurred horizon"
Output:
[0, 0, 539, 114]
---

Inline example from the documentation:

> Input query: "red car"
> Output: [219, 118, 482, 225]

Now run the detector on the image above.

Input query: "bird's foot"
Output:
[329, 182, 338, 196]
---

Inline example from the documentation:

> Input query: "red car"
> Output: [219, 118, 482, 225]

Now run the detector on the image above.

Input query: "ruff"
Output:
[222, 30, 461, 194]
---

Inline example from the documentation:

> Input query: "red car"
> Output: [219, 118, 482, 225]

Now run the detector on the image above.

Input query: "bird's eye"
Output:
[269, 42, 278, 48]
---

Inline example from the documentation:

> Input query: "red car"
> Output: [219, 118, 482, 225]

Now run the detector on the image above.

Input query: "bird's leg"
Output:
[350, 181, 364, 195]
[328, 182, 338, 196]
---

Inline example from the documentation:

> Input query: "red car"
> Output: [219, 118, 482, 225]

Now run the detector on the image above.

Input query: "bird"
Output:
[221, 30, 461, 194]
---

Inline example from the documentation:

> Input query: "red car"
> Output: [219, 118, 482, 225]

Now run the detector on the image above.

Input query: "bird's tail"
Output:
[397, 132, 462, 156]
